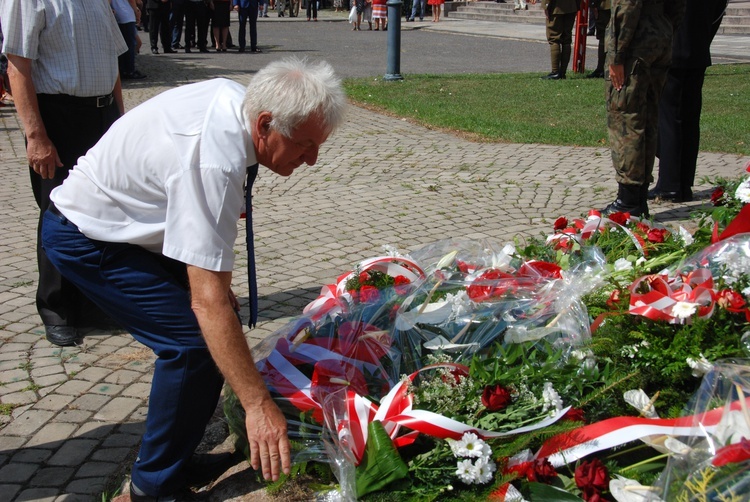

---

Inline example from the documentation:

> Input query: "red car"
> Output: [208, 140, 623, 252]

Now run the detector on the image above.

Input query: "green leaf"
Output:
[356, 420, 410, 498]
[527, 482, 584, 501]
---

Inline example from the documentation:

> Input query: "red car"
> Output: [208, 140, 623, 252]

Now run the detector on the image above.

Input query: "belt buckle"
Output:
[95, 95, 111, 108]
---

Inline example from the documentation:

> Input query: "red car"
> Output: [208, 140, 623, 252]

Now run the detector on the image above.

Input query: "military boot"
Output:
[601, 183, 649, 218]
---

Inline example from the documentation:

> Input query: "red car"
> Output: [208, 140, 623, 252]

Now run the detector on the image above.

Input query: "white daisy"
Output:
[542, 382, 563, 413]
[614, 257, 633, 272]
[686, 354, 712, 377]
[735, 179, 750, 203]
[458, 432, 486, 458]
[671, 301, 699, 320]
[455, 459, 476, 484]
[474, 457, 497, 484]
[678, 226, 694, 246]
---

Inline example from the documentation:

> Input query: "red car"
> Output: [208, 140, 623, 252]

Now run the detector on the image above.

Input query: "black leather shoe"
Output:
[151, 47, 159, 54]
[199, 47, 210, 53]
[122, 70, 147, 80]
[601, 198, 649, 218]
[163, 48, 177, 54]
[249, 48, 262, 53]
[586, 70, 604, 78]
[647, 188, 693, 202]
[184, 451, 245, 488]
[45, 325, 80, 346]
[542, 72, 565, 80]
[129, 484, 176, 502]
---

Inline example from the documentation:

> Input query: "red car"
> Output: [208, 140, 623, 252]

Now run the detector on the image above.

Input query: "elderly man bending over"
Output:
[41, 57, 347, 501]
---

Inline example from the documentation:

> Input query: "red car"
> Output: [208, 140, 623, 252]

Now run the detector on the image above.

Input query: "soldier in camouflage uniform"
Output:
[602, 0, 684, 217]
[542, 0, 580, 79]
[586, 0, 611, 78]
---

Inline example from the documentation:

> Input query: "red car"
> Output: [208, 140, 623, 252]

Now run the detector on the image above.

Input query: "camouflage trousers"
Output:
[606, 57, 668, 186]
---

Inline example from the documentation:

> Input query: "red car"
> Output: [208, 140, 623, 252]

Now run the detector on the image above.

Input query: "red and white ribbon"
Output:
[629, 269, 717, 323]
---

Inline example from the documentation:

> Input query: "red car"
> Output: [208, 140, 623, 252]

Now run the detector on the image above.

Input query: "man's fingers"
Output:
[279, 436, 292, 475]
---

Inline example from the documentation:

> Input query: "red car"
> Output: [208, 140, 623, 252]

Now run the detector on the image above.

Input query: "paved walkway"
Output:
[1, 11, 749, 501]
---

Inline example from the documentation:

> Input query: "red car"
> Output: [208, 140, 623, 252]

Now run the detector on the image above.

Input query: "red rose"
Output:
[575, 458, 609, 501]
[647, 228, 668, 243]
[358, 271, 370, 284]
[528, 459, 558, 484]
[635, 222, 651, 234]
[553, 216, 568, 231]
[562, 407, 586, 422]
[467, 269, 515, 302]
[711, 187, 726, 206]
[718, 289, 746, 311]
[359, 285, 380, 303]
[608, 211, 630, 226]
[519, 260, 562, 280]
[481, 384, 513, 411]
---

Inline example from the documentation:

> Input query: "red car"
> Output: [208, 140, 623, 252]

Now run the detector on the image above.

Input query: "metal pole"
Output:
[384, 0, 403, 81]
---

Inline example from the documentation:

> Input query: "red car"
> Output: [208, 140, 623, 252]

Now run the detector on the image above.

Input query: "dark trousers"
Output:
[149, 3, 172, 50]
[171, 0, 186, 48]
[237, 3, 258, 50]
[306, 0, 317, 19]
[655, 68, 706, 194]
[32, 94, 120, 327]
[185, 1, 209, 49]
[118, 22, 138, 75]
[42, 212, 224, 497]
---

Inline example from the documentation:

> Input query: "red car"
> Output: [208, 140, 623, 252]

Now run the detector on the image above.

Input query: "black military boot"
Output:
[601, 183, 649, 218]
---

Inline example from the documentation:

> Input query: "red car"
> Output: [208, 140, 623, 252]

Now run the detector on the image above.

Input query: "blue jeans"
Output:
[410, 0, 426, 19]
[42, 210, 224, 497]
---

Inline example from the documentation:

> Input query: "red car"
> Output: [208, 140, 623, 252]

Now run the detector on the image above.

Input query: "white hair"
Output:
[242, 57, 347, 137]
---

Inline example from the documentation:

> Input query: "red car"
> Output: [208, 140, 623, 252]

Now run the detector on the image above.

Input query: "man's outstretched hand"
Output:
[245, 397, 292, 481]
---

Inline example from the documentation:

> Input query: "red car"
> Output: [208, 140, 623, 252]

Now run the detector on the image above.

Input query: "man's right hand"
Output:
[27, 137, 63, 179]
[244, 397, 292, 481]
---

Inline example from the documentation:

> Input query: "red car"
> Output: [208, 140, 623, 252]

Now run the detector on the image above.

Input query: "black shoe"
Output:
[586, 69, 604, 78]
[406, 17, 414, 21]
[163, 48, 177, 53]
[184, 451, 245, 488]
[199, 47, 210, 53]
[238, 47, 245, 52]
[122, 70, 147, 80]
[249, 48, 262, 53]
[172, 43, 184, 50]
[602, 183, 649, 217]
[45, 325, 81, 347]
[647, 188, 692, 202]
[542, 72, 565, 80]
[185, 47, 191, 53]
[151, 47, 159, 54]
[129, 484, 176, 502]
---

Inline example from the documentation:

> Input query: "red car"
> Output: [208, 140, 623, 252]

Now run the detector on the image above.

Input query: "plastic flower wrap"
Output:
[651, 359, 750, 501]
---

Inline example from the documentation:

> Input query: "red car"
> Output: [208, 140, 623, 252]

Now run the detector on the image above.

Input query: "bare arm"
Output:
[186, 265, 291, 481]
[7, 54, 62, 179]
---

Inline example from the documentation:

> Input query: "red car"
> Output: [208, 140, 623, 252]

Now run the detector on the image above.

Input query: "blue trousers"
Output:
[237, 3, 259, 51]
[41, 210, 224, 497]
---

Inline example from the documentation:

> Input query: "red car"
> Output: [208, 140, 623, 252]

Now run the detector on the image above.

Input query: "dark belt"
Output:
[37, 92, 115, 108]
[48, 203, 63, 217]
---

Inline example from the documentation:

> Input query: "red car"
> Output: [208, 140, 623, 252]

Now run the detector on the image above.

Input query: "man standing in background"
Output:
[649, 0, 728, 203]
[542, 0, 580, 79]
[1, 0, 127, 346]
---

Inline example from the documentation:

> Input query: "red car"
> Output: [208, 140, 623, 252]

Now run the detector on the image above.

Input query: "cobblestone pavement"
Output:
[1, 11, 749, 501]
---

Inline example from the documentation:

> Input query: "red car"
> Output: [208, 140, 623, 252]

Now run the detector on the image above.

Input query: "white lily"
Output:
[610, 475, 664, 502]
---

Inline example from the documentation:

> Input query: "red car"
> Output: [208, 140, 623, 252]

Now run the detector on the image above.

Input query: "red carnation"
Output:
[553, 216, 568, 231]
[608, 211, 630, 226]
[575, 458, 610, 502]
[359, 285, 380, 303]
[393, 275, 411, 295]
[647, 228, 668, 243]
[718, 289, 746, 311]
[481, 384, 513, 411]
[711, 187, 726, 206]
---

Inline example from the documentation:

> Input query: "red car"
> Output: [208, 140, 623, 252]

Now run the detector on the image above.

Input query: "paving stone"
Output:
[0, 484, 21, 501]
[47, 439, 99, 466]
[15, 488, 60, 501]
[75, 421, 116, 439]
[103, 369, 141, 386]
[68, 393, 110, 412]
[55, 409, 94, 423]
[54, 380, 94, 396]
[25, 422, 79, 448]
[73, 367, 112, 383]
[65, 477, 108, 495]
[91, 447, 132, 463]
[74, 461, 119, 478]
[0, 462, 36, 483]
[33, 393, 76, 412]
[1, 409, 54, 437]
[10, 448, 53, 464]
[101, 433, 141, 448]
[93, 397, 141, 422]
[30, 466, 75, 486]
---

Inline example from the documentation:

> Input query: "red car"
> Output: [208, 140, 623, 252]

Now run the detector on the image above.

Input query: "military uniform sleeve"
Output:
[607, 0, 643, 65]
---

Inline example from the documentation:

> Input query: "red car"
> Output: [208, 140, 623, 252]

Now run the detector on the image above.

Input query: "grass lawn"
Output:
[343, 63, 750, 155]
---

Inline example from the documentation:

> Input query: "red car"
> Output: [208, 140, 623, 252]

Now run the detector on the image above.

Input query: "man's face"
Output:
[255, 113, 330, 177]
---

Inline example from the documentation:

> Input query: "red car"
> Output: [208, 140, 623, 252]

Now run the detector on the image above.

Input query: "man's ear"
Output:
[255, 111, 273, 137]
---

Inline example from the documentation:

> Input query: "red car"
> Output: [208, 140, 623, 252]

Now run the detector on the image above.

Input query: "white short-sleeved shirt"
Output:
[0, 0, 127, 96]
[50, 79, 257, 273]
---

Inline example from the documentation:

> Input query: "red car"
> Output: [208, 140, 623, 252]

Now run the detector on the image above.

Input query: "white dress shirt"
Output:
[51, 79, 257, 273]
